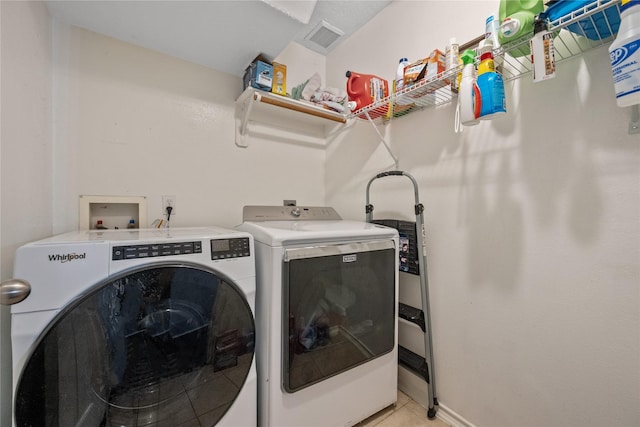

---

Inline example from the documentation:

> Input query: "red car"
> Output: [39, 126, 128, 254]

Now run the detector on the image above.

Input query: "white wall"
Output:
[51, 25, 326, 233]
[0, 1, 53, 425]
[2, 2, 639, 427]
[327, 2, 640, 427]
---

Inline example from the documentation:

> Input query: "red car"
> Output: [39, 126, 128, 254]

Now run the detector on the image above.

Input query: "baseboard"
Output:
[436, 402, 476, 427]
[398, 365, 476, 427]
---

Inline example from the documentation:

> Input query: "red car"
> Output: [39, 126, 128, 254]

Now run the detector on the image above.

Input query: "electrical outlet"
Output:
[162, 195, 176, 216]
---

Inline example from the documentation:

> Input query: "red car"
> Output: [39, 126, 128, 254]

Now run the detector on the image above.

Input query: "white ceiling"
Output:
[45, 0, 391, 77]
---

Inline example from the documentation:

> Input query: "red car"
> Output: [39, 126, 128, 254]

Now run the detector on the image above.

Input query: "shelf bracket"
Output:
[629, 105, 640, 135]
[235, 92, 257, 148]
[364, 111, 399, 169]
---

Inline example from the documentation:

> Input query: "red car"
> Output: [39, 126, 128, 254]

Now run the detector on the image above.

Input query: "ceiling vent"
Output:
[304, 20, 344, 50]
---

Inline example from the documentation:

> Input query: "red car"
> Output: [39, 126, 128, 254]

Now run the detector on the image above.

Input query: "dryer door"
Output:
[283, 240, 396, 393]
[14, 263, 254, 427]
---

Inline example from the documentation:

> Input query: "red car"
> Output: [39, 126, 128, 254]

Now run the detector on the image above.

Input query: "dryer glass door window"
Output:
[14, 264, 255, 427]
[283, 240, 396, 393]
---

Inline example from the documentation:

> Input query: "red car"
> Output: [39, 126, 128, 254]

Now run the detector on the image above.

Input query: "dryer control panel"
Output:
[243, 205, 342, 221]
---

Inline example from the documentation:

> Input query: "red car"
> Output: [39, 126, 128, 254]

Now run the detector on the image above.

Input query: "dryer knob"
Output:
[290, 207, 301, 217]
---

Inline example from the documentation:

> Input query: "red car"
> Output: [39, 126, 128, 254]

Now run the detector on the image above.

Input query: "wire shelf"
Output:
[349, 0, 621, 121]
[498, 0, 621, 81]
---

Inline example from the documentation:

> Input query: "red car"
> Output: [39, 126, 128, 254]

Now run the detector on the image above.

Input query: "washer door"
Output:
[14, 263, 255, 427]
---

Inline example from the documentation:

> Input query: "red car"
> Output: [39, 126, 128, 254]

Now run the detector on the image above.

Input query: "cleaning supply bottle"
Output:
[345, 70, 389, 118]
[609, 0, 640, 107]
[395, 58, 409, 93]
[95, 219, 107, 230]
[446, 38, 460, 91]
[476, 40, 506, 119]
[127, 219, 137, 229]
[498, 0, 544, 57]
[457, 49, 481, 127]
[485, 12, 501, 49]
[485, 11, 503, 68]
[530, 14, 556, 83]
[394, 57, 413, 109]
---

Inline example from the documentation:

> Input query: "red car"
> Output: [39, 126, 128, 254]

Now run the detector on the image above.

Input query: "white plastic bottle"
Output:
[609, 0, 640, 107]
[485, 12, 501, 48]
[485, 11, 503, 68]
[530, 16, 556, 83]
[395, 57, 412, 106]
[395, 57, 408, 92]
[458, 50, 480, 127]
[445, 38, 460, 91]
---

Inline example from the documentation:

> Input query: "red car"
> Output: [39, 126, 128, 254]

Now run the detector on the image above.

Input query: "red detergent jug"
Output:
[346, 71, 389, 119]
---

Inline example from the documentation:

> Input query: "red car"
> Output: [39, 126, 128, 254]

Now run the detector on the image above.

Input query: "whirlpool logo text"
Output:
[48, 252, 86, 263]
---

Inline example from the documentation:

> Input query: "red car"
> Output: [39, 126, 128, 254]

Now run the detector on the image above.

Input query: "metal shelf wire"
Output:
[349, 0, 621, 122]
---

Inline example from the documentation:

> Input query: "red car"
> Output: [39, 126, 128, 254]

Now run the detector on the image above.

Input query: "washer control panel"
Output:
[112, 238, 251, 261]
[210, 237, 250, 260]
[112, 241, 203, 260]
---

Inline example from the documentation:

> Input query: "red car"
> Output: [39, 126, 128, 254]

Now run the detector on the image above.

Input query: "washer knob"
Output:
[290, 207, 301, 217]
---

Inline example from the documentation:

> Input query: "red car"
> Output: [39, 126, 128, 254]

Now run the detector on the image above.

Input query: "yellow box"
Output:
[271, 62, 287, 95]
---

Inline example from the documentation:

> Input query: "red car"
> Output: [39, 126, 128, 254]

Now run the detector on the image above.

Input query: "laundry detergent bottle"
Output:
[458, 49, 481, 126]
[477, 40, 507, 119]
[345, 70, 389, 118]
[498, 0, 544, 57]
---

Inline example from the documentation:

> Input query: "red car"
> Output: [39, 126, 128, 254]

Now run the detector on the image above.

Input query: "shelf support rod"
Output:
[364, 111, 399, 169]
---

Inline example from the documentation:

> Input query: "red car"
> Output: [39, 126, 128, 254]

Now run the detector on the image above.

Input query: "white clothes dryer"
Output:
[237, 206, 399, 427]
[11, 227, 256, 427]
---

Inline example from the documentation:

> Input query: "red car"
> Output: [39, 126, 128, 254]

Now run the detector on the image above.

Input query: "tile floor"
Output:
[356, 391, 450, 427]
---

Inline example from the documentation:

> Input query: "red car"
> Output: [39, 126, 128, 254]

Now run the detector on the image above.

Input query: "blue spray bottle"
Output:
[477, 40, 506, 119]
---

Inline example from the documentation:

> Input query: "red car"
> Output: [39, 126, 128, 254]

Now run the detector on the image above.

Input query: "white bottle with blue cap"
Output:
[395, 57, 412, 106]
[610, 0, 640, 107]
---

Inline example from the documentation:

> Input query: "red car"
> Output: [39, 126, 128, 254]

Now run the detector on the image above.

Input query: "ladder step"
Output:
[399, 303, 425, 332]
[398, 345, 429, 384]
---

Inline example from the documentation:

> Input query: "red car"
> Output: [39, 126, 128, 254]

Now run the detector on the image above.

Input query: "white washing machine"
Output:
[11, 227, 256, 427]
[237, 206, 399, 427]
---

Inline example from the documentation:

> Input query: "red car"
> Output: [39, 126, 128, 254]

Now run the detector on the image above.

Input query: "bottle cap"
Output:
[533, 14, 548, 34]
[399, 57, 408, 63]
[460, 50, 476, 65]
[480, 51, 493, 61]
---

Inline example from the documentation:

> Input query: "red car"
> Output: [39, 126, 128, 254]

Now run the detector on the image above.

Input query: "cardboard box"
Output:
[425, 49, 446, 81]
[243, 54, 273, 91]
[403, 49, 447, 88]
[403, 58, 428, 87]
[271, 62, 287, 95]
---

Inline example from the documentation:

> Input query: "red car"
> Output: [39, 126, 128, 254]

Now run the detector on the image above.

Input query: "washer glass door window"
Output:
[15, 264, 255, 427]
[283, 240, 396, 393]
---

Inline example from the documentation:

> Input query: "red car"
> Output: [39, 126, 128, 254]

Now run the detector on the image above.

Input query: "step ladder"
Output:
[365, 170, 439, 419]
